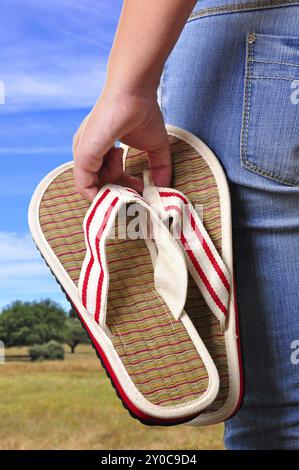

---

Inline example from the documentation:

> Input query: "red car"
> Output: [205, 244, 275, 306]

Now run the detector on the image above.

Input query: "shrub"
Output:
[28, 340, 64, 361]
[46, 340, 64, 360]
[28, 344, 49, 361]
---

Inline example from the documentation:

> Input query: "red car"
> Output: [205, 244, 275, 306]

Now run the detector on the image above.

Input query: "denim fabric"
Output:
[158, 2, 299, 449]
[189, 0, 299, 20]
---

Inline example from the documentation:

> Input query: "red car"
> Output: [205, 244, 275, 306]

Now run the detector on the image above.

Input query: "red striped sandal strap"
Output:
[78, 184, 189, 333]
[143, 172, 231, 332]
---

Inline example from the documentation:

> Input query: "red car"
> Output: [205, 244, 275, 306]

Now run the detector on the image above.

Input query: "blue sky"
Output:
[0, 0, 122, 310]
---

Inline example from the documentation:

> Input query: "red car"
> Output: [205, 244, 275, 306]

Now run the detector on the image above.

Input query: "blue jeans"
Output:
[158, 0, 299, 449]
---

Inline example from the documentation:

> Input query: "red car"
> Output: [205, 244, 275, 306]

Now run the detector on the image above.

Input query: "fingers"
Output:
[73, 164, 100, 202]
[74, 146, 122, 202]
[73, 110, 111, 201]
[73, 100, 172, 202]
[73, 146, 104, 202]
[74, 140, 143, 201]
[99, 147, 144, 192]
[116, 173, 144, 193]
[147, 130, 171, 188]
[147, 147, 171, 188]
[98, 147, 124, 185]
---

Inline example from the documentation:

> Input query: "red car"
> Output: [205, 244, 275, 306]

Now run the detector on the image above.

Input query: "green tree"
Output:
[64, 318, 89, 353]
[68, 308, 77, 318]
[0, 299, 66, 347]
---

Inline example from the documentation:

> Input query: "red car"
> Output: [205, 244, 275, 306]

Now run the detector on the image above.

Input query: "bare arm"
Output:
[107, 0, 197, 94]
[73, 0, 197, 201]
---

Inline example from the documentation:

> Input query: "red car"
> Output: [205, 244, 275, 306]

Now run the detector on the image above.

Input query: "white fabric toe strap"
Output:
[78, 184, 188, 332]
[143, 172, 231, 332]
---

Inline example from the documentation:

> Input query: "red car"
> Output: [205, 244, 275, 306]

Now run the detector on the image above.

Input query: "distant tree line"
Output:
[0, 299, 90, 356]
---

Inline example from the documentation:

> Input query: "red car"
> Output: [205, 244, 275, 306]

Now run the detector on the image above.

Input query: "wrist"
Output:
[93, 85, 160, 137]
[101, 81, 158, 108]
[105, 57, 161, 101]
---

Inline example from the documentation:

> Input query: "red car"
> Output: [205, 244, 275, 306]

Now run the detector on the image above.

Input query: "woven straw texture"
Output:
[125, 135, 229, 413]
[39, 165, 210, 407]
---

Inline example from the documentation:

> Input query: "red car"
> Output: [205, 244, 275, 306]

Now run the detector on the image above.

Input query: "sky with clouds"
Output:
[0, 0, 122, 310]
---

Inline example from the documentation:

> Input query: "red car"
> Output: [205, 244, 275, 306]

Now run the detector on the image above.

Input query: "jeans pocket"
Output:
[241, 32, 299, 185]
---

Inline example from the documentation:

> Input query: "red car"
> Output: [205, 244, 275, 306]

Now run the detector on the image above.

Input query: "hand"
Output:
[73, 89, 171, 201]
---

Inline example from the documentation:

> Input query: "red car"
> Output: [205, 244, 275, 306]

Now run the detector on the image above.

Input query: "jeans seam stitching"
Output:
[241, 160, 296, 183]
[241, 35, 254, 172]
[251, 75, 299, 81]
[250, 58, 299, 68]
[188, 0, 299, 21]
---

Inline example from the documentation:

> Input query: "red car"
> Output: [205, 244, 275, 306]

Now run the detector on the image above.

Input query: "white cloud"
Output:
[0, 232, 38, 261]
[0, 261, 48, 279]
[0, 0, 122, 112]
[0, 232, 67, 308]
[3, 59, 106, 112]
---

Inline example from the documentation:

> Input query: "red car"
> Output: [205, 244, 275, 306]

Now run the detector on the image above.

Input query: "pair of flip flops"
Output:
[29, 125, 243, 426]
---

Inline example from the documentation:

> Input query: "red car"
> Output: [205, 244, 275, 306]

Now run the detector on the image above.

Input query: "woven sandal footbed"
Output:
[38, 168, 210, 408]
[124, 135, 229, 413]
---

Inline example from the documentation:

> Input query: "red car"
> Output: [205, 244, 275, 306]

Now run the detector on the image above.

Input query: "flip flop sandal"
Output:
[122, 125, 243, 425]
[28, 166, 220, 425]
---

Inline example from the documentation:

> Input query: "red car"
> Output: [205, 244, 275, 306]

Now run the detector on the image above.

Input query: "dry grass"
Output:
[0, 345, 224, 450]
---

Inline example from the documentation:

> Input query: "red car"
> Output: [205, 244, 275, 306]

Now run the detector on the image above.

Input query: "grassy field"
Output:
[0, 344, 224, 450]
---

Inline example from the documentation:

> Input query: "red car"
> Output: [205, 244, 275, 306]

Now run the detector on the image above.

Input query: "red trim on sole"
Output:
[71, 302, 199, 425]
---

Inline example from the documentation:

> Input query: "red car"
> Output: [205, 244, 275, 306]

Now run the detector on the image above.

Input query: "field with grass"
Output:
[0, 344, 224, 450]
